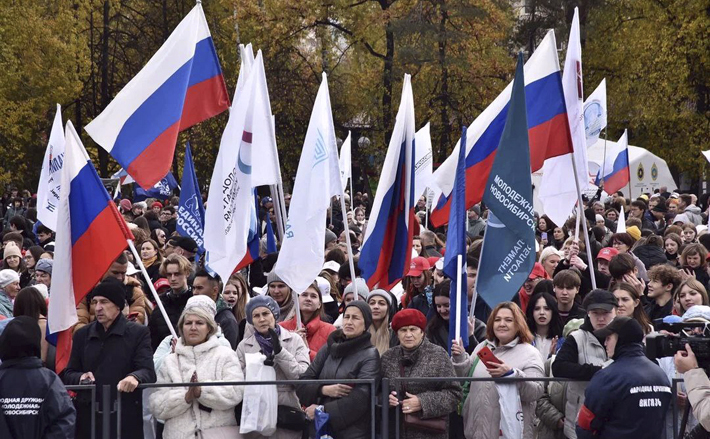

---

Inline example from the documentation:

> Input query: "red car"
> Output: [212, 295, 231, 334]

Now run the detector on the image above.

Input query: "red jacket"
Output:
[280, 315, 336, 361]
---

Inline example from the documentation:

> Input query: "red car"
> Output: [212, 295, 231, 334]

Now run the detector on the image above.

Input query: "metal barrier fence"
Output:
[71, 376, 691, 439]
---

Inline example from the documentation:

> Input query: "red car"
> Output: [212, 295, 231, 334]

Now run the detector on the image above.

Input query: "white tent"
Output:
[532, 138, 676, 213]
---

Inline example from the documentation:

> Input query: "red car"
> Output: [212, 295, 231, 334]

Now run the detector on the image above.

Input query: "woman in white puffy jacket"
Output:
[150, 298, 244, 439]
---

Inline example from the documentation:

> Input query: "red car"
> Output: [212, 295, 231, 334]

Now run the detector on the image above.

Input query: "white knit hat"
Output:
[0, 269, 20, 288]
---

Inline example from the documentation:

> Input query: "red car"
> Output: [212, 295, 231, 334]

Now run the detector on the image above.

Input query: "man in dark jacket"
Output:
[0, 316, 75, 438]
[62, 278, 156, 439]
[192, 269, 239, 349]
[577, 317, 671, 438]
[148, 254, 193, 350]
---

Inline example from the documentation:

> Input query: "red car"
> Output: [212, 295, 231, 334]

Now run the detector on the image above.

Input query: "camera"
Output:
[645, 319, 710, 368]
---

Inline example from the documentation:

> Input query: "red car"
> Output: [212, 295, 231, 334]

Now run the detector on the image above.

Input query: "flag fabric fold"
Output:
[177, 143, 205, 254]
[584, 78, 607, 144]
[204, 49, 278, 282]
[430, 30, 572, 227]
[414, 122, 433, 201]
[37, 104, 66, 231]
[443, 127, 468, 351]
[359, 74, 417, 290]
[134, 171, 179, 201]
[274, 73, 342, 293]
[85, 4, 229, 189]
[339, 131, 352, 194]
[595, 130, 630, 195]
[477, 54, 537, 308]
[49, 121, 133, 372]
[538, 7, 589, 227]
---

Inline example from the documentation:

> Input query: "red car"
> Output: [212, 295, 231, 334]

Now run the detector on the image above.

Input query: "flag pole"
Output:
[270, 184, 285, 239]
[294, 290, 302, 330]
[600, 127, 608, 188]
[338, 186, 358, 285]
[569, 155, 597, 289]
[127, 239, 178, 340]
[455, 254, 463, 343]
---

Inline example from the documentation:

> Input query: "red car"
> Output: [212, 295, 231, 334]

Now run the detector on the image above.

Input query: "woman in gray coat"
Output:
[297, 301, 381, 439]
[236, 295, 310, 439]
[381, 309, 462, 439]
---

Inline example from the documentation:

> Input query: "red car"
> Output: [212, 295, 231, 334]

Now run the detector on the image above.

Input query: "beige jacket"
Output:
[236, 327, 310, 439]
[453, 338, 545, 439]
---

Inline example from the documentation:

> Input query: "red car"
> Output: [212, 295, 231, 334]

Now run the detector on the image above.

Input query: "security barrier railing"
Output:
[69, 376, 692, 439]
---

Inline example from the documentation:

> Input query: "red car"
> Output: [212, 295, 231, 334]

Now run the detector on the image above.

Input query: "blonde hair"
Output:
[160, 254, 192, 276]
[177, 308, 217, 341]
[368, 316, 391, 356]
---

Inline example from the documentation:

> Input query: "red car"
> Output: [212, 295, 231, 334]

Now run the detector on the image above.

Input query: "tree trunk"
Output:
[98, 0, 110, 177]
[382, 22, 394, 144]
[436, 0, 451, 164]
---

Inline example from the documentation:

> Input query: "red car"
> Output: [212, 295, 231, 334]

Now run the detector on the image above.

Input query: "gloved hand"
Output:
[268, 328, 282, 355]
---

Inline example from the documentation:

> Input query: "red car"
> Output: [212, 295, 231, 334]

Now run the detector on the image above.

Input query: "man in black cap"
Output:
[650, 202, 668, 234]
[552, 289, 618, 438]
[62, 278, 156, 439]
[577, 317, 671, 438]
[0, 316, 76, 438]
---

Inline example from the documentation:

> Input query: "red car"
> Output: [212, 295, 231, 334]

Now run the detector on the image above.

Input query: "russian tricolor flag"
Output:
[595, 129, 630, 194]
[359, 75, 417, 290]
[430, 30, 572, 227]
[49, 121, 134, 373]
[86, 4, 229, 190]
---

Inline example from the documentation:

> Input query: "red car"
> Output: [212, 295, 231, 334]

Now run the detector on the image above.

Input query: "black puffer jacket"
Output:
[633, 244, 668, 271]
[0, 357, 75, 439]
[297, 330, 381, 439]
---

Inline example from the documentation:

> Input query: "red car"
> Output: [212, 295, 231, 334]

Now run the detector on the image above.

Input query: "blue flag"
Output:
[477, 54, 536, 308]
[265, 214, 277, 253]
[443, 127, 468, 350]
[134, 171, 178, 201]
[177, 143, 205, 254]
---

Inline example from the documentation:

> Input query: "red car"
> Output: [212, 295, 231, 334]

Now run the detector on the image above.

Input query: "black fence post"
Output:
[102, 384, 111, 439]
[381, 378, 389, 439]
[116, 391, 121, 438]
[90, 385, 96, 439]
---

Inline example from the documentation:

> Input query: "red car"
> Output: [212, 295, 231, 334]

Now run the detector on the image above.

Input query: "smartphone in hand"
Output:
[477, 346, 502, 366]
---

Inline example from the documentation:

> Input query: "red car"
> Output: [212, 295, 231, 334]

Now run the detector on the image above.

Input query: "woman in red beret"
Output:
[380, 309, 462, 439]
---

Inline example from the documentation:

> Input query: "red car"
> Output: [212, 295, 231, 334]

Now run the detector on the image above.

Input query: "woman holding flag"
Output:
[451, 302, 544, 439]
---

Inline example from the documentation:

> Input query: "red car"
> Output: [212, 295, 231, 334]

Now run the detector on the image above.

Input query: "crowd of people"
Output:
[1, 185, 710, 439]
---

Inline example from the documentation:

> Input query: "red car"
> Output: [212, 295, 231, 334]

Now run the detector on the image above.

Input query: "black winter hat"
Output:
[90, 277, 126, 310]
[0, 316, 41, 361]
[344, 300, 373, 329]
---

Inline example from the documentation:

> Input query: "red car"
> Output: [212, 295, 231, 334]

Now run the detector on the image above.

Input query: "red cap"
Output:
[407, 256, 431, 277]
[528, 262, 549, 280]
[119, 199, 132, 211]
[154, 278, 170, 291]
[152, 201, 163, 209]
[597, 247, 619, 262]
[391, 308, 427, 332]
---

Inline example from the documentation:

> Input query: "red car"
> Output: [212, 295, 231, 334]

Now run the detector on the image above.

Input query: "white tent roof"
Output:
[532, 139, 677, 213]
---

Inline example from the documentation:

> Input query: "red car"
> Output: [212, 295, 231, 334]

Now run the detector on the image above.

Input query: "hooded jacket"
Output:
[297, 330, 381, 439]
[149, 287, 193, 351]
[576, 343, 671, 439]
[633, 244, 668, 271]
[684, 205, 704, 226]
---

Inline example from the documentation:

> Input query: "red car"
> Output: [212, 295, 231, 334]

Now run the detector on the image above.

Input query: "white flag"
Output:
[414, 122, 433, 200]
[538, 7, 589, 226]
[617, 205, 626, 233]
[275, 73, 342, 294]
[339, 131, 352, 191]
[584, 78, 607, 144]
[204, 50, 278, 282]
[36, 104, 65, 231]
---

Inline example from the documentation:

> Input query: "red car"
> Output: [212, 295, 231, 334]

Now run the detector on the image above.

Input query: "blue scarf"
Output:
[255, 325, 281, 357]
